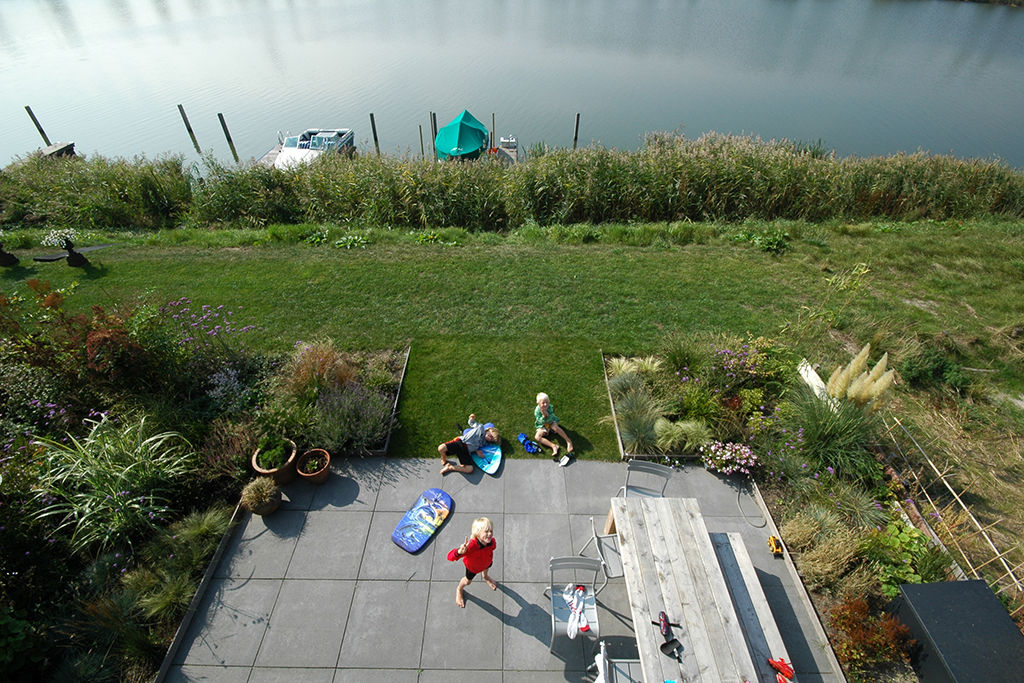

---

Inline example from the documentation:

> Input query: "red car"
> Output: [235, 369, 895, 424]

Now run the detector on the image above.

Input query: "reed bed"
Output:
[2, 132, 1022, 231]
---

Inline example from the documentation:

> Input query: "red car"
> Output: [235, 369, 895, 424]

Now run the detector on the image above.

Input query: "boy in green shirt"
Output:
[534, 392, 575, 465]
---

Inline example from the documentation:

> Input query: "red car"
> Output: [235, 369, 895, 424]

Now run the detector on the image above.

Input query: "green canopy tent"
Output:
[434, 109, 490, 160]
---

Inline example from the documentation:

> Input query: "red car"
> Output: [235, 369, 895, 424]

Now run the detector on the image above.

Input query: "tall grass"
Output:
[0, 154, 191, 230]
[4, 133, 1022, 231]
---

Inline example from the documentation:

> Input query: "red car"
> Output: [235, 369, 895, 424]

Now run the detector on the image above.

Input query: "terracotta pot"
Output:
[251, 438, 297, 485]
[297, 448, 331, 485]
[250, 488, 283, 516]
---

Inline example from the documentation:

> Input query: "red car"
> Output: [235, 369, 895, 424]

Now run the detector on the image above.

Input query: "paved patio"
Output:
[161, 456, 845, 682]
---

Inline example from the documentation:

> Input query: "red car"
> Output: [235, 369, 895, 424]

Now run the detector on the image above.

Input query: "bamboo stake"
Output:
[893, 416, 1023, 591]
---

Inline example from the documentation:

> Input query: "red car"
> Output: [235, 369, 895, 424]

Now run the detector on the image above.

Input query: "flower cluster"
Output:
[159, 297, 256, 349]
[40, 228, 79, 248]
[700, 441, 758, 475]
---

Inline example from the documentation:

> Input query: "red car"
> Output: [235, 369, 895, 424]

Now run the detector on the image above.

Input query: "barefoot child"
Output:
[447, 517, 498, 608]
[438, 414, 500, 475]
[535, 392, 574, 464]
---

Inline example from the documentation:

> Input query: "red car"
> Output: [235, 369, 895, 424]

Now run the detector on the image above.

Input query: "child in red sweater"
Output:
[447, 516, 497, 608]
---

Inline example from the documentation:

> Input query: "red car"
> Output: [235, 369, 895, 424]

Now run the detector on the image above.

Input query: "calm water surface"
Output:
[1, 0, 1022, 168]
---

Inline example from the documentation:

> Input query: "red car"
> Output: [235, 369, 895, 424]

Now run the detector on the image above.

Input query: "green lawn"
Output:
[5, 219, 1023, 462]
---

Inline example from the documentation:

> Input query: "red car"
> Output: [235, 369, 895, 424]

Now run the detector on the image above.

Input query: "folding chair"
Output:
[595, 639, 643, 683]
[548, 556, 602, 654]
[577, 516, 623, 595]
[615, 458, 673, 498]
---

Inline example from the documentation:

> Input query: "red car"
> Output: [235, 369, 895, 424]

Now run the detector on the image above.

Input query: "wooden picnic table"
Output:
[611, 497, 759, 683]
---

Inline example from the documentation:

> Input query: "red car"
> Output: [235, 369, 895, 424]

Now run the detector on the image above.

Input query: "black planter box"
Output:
[889, 580, 1024, 682]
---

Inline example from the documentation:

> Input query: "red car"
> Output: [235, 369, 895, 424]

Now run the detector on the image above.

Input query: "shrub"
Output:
[828, 598, 914, 678]
[858, 522, 937, 598]
[278, 339, 357, 404]
[900, 346, 969, 392]
[309, 382, 392, 454]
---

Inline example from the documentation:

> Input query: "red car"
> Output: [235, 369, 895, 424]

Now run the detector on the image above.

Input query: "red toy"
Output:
[768, 656, 794, 679]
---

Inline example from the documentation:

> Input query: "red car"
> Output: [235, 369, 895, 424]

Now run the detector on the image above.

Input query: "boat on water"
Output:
[258, 128, 355, 169]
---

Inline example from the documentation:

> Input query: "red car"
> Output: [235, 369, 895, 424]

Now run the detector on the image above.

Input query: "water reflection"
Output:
[0, 0, 1022, 167]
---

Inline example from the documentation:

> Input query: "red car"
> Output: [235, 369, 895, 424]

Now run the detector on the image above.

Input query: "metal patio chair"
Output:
[576, 516, 623, 595]
[615, 458, 673, 498]
[548, 556, 602, 654]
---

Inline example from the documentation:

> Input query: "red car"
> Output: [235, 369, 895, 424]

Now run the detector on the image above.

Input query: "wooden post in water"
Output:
[572, 112, 580, 150]
[419, 125, 425, 159]
[369, 113, 380, 156]
[178, 104, 201, 154]
[24, 106, 51, 145]
[430, 112, 438, 160]
[217, 113, 240, 163]
[491, 112, 495, 150]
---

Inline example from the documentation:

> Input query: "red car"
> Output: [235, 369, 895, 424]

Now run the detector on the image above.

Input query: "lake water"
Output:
[1, 0, 1023, 169]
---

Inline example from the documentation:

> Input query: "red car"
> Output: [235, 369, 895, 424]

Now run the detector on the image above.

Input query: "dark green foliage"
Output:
[900, 346, 970, 392]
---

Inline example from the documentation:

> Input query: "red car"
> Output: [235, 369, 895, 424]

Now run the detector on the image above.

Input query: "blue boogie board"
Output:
[465, 423, 502, 475]
[392, 488, 453, 553]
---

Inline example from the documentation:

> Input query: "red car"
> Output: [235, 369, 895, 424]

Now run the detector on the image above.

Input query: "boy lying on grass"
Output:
[438, 413, 499, 475]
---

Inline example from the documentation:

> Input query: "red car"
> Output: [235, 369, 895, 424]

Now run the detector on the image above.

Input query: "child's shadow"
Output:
[464, 583, 549, 646]
[563, 428, 593, 455]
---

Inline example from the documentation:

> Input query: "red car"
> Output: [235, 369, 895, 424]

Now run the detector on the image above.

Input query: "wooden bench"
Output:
[711, 532, 791, 682]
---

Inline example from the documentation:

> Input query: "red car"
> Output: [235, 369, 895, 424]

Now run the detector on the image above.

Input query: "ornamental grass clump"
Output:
[32, 416, 196, 553]
[699, 440, 758, 475]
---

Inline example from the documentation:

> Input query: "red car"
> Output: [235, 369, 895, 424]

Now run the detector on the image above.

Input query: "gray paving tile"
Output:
[215, 510, 303, 580]
[564, 461, 626, 515]
[249, 667, 334, 682]
[421, 580, 503, 669]
[504, 513, 573, 582]
[175, 577, 279, 666]
[316, 456, 386, 511]
[594, 583, 635, 639]
[163, 664, 251, 682]
[254, 579, 355, 668]
[337, 580, 429, 668]
[419, 670, 502, 682]
[376, 457, 444, 511]
[440, 466, 505, 512]
[500, 581, 589, 672]
[502, 459, 568, 514]
[361, 510, 437, 581]
[279, 478, 316, 511]
[332, 670, 419, 683]
[431, 512, 504, 583]
[285, 510, 372, 579]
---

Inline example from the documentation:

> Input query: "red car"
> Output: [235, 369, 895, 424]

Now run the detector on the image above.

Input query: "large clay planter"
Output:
[252, 438, 297, 485]
[297, 448, 331, 485]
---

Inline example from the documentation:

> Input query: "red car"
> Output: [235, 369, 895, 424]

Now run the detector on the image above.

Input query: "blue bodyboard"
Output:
[392, 488, 453, 553]
[465, 423, 502, 475]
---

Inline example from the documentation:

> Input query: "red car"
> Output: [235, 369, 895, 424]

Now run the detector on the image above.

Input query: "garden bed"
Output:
[601, 334, 955, 681]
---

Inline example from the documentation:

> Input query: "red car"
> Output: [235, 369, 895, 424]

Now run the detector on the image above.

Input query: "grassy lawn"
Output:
[6, 220, 1022, 468]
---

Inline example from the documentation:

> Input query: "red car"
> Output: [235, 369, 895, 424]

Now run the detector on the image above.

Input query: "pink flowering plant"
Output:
[700, 440, 758, 475]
